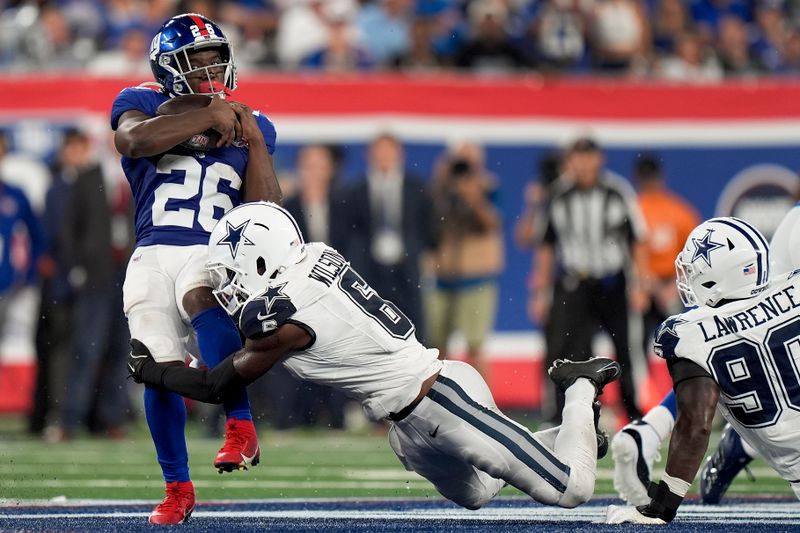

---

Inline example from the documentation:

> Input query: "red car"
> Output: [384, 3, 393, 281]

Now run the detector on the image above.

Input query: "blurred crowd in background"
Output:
[3, 0, 800, 80]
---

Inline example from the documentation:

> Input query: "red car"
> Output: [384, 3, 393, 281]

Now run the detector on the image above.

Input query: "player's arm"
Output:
[662, 373, 720, 485]
[231, 103, 282, 204]
[128, 324, 311, 403]
[114, 97, 240, 158]
[608, 357, 719, 525]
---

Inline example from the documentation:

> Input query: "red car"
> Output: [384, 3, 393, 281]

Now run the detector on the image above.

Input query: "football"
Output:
[156, 94, 222, 152]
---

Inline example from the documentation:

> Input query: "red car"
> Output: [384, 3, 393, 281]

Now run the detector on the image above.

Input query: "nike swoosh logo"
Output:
[597, 362, 618, 373]
[129, 353, 149, 359]
[256, 311, 276, 321]
[241, 451, 258, 464]
[428, 425, 440, 438]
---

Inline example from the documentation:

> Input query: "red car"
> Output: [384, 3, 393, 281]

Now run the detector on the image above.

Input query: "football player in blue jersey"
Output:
[111, 13, 280, 524]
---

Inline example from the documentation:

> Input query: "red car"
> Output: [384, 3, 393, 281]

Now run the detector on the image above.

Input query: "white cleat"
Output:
[611, 420, 661, 506]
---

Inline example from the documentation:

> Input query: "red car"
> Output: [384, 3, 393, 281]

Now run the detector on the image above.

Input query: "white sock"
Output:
[642, 405, 675, 442]
[554, 379, 597, 472]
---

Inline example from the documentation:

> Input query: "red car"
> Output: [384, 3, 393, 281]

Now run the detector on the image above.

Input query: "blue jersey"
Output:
[110, 84, 277, 247]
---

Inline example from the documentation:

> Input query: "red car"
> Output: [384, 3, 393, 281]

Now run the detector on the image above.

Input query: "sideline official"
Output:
[531, 137, 648, 422]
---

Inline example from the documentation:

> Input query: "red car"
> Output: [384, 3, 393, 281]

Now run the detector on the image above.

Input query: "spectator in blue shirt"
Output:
[0, 133, 44, 294]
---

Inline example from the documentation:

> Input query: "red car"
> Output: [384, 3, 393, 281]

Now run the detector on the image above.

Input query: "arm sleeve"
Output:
[140, 356, 249, 404]
[667, 358, 713, 389]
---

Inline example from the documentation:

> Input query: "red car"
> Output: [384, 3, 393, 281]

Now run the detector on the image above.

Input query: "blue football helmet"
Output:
[149, 13, 237, 97]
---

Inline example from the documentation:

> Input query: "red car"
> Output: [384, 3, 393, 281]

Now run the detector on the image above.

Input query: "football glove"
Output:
[605, 505, 667, 525]
[128, 339, 155, 384]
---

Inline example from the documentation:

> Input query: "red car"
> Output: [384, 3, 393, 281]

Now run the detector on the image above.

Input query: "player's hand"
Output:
[605, 505, 667, 525]
[230, 102, 264, 147]
[208, 96, 242, 148]
[128, 339, 155, 384]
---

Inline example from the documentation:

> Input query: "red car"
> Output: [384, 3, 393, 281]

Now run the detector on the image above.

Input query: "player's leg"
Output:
[388, 422, 505, 510]
[699, 423, 757, 504]
[123, 248, 194, 524]
[612, 391, 677, 504]
[176, 246, 258, 473]
[396, 360, 617, 508]
[546, 357, 622, 507]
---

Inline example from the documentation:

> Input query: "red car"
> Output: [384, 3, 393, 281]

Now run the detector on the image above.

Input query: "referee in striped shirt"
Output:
[531, 137, 648, 423]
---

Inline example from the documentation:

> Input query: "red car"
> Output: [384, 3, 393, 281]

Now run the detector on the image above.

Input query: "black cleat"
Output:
[548, 358, 621, 395]
[699, 424, 755, 504]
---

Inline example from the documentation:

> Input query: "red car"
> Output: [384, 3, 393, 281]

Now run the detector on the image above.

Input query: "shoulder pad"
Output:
[239, 282, 297, 338]
[653, 315, 687, 360]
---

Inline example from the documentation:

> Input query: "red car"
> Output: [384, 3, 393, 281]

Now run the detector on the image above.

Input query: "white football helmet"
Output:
[207, 201, 305, 316]
[675, 217, 770, 307]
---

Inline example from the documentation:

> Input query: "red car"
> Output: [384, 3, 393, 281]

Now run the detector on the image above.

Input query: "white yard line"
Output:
[3, 503, 800, 524]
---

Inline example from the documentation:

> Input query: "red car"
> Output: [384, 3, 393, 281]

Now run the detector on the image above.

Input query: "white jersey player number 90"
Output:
[152, 155, 242, 232]
[708, 316, 800, 428]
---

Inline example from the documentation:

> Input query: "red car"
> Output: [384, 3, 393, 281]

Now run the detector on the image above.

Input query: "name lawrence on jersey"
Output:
[697, 280, 800, 342]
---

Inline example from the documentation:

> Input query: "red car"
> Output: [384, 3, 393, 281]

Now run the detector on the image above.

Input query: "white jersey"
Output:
[238, 243, 442, 421]
[655, 270, 800, 482]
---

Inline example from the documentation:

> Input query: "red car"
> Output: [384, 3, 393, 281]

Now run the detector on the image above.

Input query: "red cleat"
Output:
[214, 418, 261, 473]
[149, 481, 195, 525]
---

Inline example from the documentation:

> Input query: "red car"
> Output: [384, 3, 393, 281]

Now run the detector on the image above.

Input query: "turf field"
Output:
[0, 418, 798, 531]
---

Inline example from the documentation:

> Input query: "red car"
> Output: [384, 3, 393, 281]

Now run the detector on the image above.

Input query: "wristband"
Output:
[637, 479, 685, 523]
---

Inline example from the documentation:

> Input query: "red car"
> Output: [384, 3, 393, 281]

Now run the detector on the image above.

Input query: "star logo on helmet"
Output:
[217, 220, 254, 259]
[691, 229, 724, 268]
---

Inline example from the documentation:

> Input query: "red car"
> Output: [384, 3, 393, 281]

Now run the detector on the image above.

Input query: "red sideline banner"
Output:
[2, 75, 800, 119]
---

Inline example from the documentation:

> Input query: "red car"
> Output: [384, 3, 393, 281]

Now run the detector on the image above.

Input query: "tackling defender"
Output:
[129, 201, 621, 512]
[607, 212, 800, 524]
[112, 13, 280, 524]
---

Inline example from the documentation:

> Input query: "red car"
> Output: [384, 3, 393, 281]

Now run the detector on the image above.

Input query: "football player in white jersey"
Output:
[612, 205, 800, 508]
[130, 201, 622, 510]
[607, 213, 800, 524]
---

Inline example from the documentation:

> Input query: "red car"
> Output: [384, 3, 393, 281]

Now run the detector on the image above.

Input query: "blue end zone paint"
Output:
[1, 497, 799, 532]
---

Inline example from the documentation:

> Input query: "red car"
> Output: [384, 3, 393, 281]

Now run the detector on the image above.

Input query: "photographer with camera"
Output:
[427, 141, 504, 382]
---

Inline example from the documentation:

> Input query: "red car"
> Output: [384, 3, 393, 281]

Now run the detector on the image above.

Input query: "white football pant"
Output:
[389, 360, 597, 509]
[123, 245, 209, 363]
